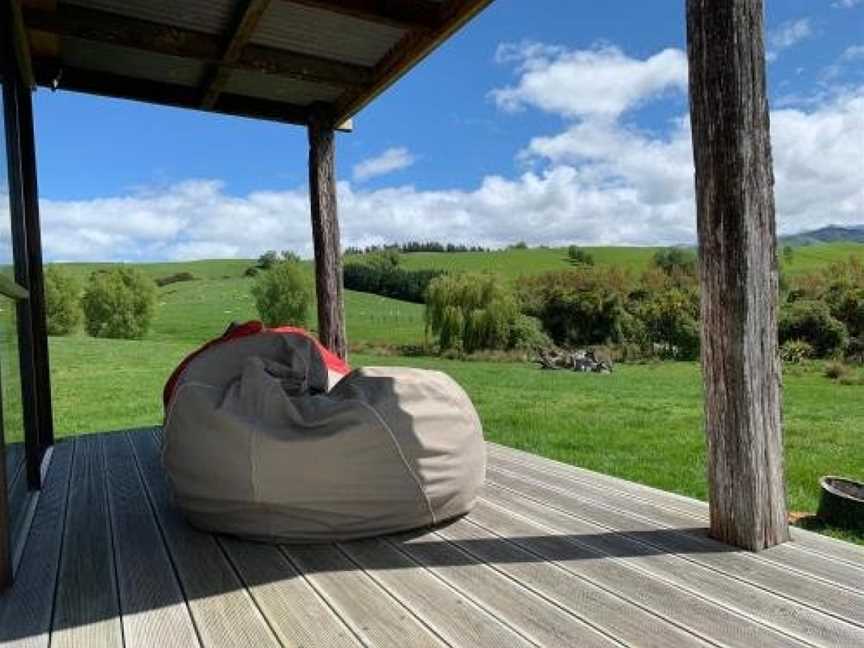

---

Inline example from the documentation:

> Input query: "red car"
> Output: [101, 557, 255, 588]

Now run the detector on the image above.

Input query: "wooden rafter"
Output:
[32, 61, 310, 125]
[285, 0, 442, 31]
[332, 0, 492, 124]
[201, 0, 271, 109]
[10, 0, 35, 88]
[22, 4, 372, 90]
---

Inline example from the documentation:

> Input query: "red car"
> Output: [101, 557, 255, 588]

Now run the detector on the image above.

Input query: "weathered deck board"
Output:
[391, 527, 625, 647]
[0, 442, 72, 648]
[129, 430, 279, 648]
[103, 433, 200, 648]
[481, 482, 864, 647]
[489, 443, 864, 567]
[51, 435, 123, 648]
[2, 429, 863, 648]
[283, 543, 447, 648]
[338, 536, 538, 648]
[469, 498, 809, 648]
[486, 466, 864, 626]
[218, 537, 363, 648]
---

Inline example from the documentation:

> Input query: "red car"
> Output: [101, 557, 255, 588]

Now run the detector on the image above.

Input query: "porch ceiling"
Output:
[16, 0, 493, 127]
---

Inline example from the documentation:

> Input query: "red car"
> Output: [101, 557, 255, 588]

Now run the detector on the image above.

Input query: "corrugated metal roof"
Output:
[224, 70, 342, 106]
[251, 2, 406, 67]
[62, 0, 235, 36]
[62, 37, 207, 87]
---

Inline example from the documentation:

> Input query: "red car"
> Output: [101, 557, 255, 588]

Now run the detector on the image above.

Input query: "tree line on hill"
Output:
[345, 241, 490, 255]
[343, 245, 864, 368]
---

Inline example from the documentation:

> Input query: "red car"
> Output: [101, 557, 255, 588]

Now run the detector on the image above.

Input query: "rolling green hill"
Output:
[348, 241, 864, 279]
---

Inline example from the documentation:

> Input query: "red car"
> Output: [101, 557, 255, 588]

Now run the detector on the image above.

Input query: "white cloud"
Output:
[833, 0, 862, 8]
[352, 147, 415, 182]
[32, 44, 864, 262]
[491, 42, 687, 119]
[766, 18, 813, 62]
[842, 44, 864, 60]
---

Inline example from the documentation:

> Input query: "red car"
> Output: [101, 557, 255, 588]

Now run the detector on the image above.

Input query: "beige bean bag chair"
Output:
[162, 327, 486, 542]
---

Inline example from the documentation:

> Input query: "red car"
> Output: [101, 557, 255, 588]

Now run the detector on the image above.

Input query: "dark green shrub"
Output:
[256, 250, 279, 270]
[638, 287, 701, 360]
[155, 271, 196, 287]
[343, 260, 443, 303]
[251, 261, 311, 328]
[44, 266, 82, 336]
[845, 337, 864, 364]
[508, 314, 551, 350]
[517, 267, 631, 347]
[280, 250, 301, 264]
[244, 266, 259, 278]
[567, 246, 594, 266]
[652, 247, 697, 277]
[779, 300, 848, 358]
[425, 273, 518, 353]
[82, 267, 156, 339]
[780, 339, 814, 364]
[825, 285, 864, 338]
[824, 361, 851, 381]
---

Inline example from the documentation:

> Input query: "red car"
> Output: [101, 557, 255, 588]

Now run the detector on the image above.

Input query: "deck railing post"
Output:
[686, 0, 789, 550]
[307, 108, 347, 360]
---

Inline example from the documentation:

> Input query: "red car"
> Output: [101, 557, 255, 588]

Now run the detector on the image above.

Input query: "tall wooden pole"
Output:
[686, 0, 789, 550]
[307, 110, 347, 360]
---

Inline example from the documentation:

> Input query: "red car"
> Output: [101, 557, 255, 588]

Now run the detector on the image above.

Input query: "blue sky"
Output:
[27, 0, 864, 261]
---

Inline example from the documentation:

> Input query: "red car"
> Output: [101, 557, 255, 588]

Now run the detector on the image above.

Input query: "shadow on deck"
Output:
[1, 428, 862, 647]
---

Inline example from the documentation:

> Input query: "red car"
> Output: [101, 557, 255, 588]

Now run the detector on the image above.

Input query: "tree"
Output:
[567, 246, 595, 266]
[82, 267, 156, 339]
[425, 273, 518, 353]
[257, 250, 280, 270]
[44, 266, 82, 336]
[779, 300, 849, 357]
[251, 261, 311, 328]
[782, 245, 794, 264]
[652, 247, 697, 276]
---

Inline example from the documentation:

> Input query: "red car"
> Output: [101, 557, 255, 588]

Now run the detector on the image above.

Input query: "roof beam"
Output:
[333, 0, 493, 124]
[283, 0, 442, 31]
[200, 0, 271, 109]
[32, 61, 310, 125]
[23, 4, 372, 89]
[10, 0, 36, 88]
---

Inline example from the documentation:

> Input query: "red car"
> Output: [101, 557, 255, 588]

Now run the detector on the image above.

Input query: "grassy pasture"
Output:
[42, 246, 864, 544]
[47, 335, 864, 543]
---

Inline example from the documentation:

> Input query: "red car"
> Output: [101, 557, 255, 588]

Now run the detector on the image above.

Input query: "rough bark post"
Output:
[686, 0, 789, 550]
[307, 109, 347, 360]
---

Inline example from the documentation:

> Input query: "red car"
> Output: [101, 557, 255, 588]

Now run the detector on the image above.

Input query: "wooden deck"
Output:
[1, 428, 862, 647]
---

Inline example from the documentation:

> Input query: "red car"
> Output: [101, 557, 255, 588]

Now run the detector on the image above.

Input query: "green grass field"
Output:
[42, 245, 864, 544]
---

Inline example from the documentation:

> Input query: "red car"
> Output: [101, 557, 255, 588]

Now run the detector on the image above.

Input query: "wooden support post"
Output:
[18, 77, 54, 457]
[307, 110, 347, 360]
[686, 0, 789, 550]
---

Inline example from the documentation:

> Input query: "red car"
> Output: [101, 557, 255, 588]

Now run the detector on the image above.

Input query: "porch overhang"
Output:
[14, 0, 493, 128]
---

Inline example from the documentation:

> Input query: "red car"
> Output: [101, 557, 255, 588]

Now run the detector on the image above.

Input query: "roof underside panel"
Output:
[61, 37, 207, 88]
[62, 0, 236, 36]
[224, 70, 343, 105]
[251, 2, 406, 67]
[24, 0, 495, 125]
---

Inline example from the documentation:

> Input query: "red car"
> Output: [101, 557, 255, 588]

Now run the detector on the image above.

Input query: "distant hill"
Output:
[781, 225, 864, 246]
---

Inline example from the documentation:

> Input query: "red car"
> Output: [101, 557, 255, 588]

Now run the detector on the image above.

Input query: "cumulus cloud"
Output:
[766, 18, 813, 62]
[491, 42, 687, 119]
[27, 43, 864, 262]
[352, 147, 415, 182]
[833, 0, 862, 8]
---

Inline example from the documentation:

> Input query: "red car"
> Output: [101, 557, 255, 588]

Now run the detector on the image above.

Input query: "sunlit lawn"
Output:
[49, 334, 864, 544]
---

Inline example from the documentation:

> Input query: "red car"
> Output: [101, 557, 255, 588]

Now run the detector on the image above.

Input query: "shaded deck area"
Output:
[1, 428, 862, 647]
